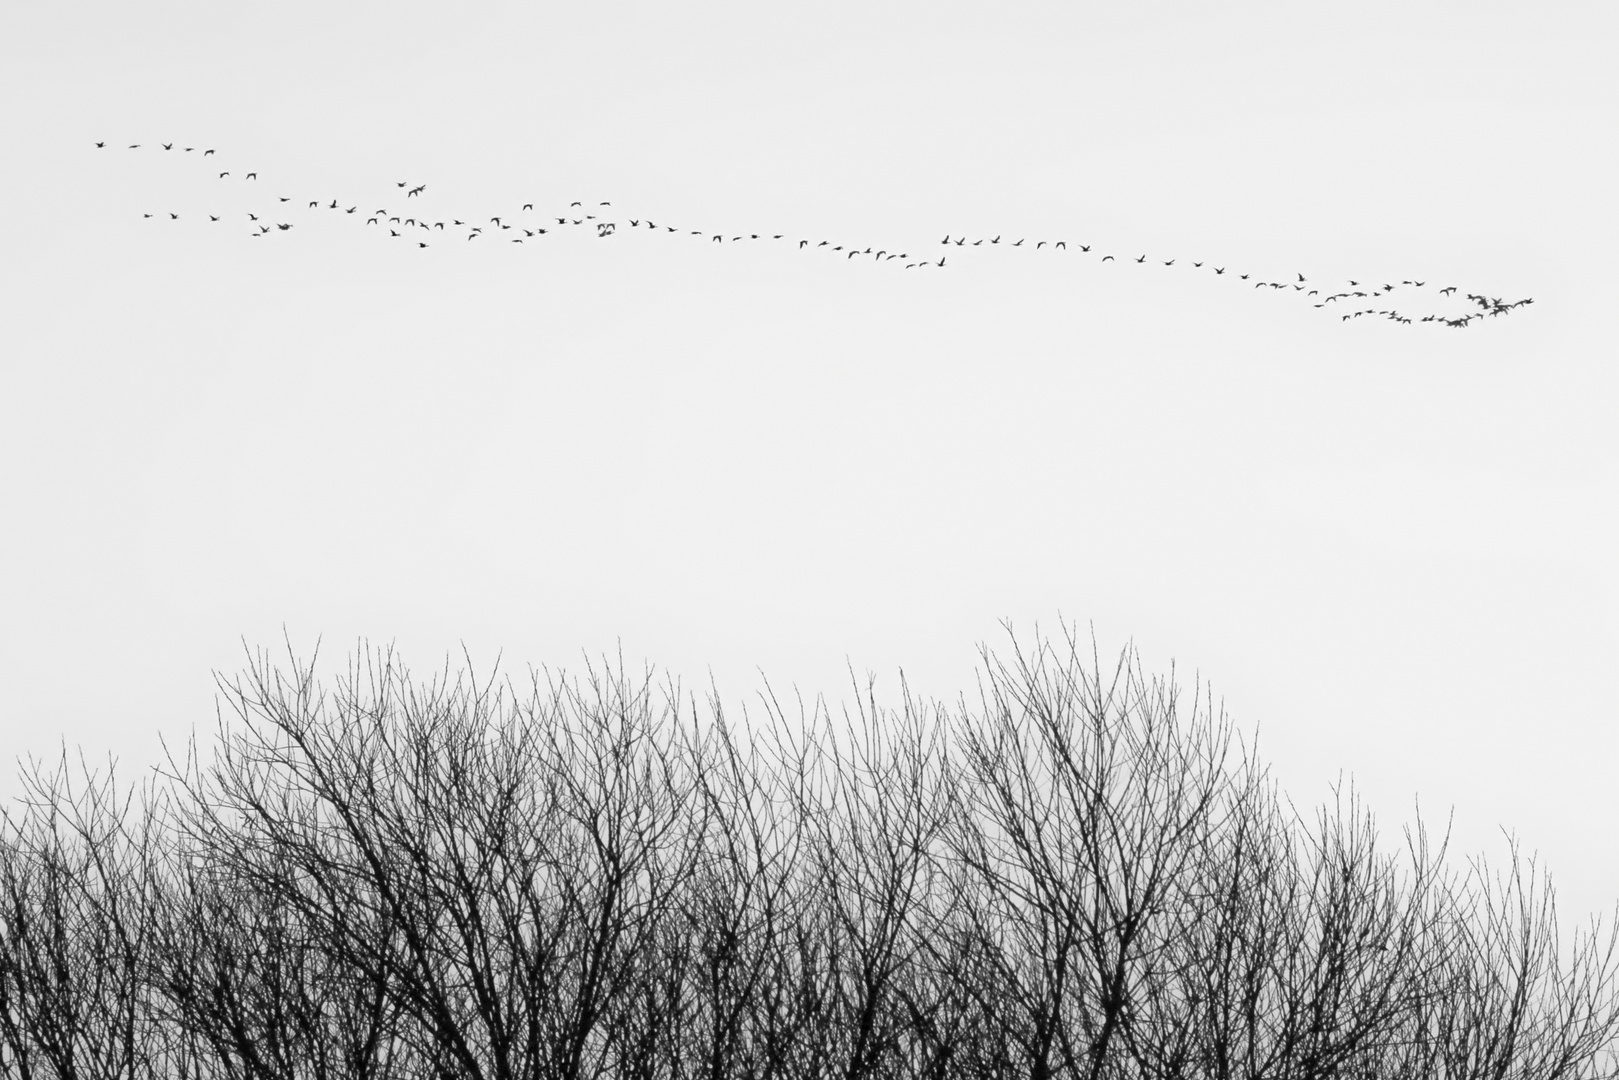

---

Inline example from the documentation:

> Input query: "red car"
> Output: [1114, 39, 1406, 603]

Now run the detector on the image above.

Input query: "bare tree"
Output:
[3, 628, 1617, 1080]
[941, 630, 1236, 1080]
[0, 750, 170, 1080]
[1422, 834, 1619, 1080]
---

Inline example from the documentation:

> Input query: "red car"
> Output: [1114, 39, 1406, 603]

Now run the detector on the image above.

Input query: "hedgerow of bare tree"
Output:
[1, 627, 1616, 1080]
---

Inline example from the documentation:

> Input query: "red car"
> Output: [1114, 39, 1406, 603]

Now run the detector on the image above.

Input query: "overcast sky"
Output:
[2, 0, 1616, 922]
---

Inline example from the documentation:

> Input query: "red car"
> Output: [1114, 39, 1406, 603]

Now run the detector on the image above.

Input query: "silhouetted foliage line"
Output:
[2, 629, 1617, 1080]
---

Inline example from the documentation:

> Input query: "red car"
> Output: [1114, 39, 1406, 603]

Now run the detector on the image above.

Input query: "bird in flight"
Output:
[92, 143, 1530, 327]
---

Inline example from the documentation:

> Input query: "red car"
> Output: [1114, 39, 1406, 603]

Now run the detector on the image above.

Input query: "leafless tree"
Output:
[0, 750, 170, 1080]
[938, 632, 1236, 1080]
[2, 628, 1617, 1080]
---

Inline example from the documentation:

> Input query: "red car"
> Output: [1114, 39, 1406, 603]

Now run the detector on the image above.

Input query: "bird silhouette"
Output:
[90, 147, 1525, 324]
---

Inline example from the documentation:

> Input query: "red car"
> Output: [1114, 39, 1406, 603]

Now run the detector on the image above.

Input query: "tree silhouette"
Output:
[1, 628, 1616, 1080]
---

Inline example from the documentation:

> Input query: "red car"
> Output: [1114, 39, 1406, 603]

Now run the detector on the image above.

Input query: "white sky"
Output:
[2, 0, 1616, 923]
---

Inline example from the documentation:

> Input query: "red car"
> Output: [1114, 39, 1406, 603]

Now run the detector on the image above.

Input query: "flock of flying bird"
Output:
[100, 140, 1533, 329]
